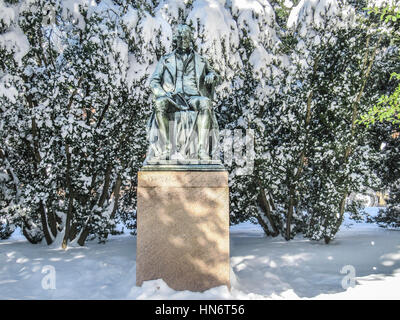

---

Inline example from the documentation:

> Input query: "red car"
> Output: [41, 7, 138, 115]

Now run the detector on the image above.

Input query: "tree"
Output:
[0, 0, 150, 247]
[359, 2, 400, 127]
[228, 0, 390, 242]
[1, 0, 396, 246]
[287, 0, 390, 243]
[358, 1, 400, 230]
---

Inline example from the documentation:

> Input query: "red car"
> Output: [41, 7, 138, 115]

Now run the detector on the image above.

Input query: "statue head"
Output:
[172, 24, 194, 52]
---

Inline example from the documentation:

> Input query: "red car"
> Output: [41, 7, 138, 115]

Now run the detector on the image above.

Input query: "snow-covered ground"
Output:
[1, 208, 399, 299]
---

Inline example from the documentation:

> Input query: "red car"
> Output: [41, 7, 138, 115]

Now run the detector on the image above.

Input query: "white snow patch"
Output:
[1, 208, 399, 299]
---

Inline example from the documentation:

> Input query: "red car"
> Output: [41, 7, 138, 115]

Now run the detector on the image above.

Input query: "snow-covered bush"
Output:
[0, 0, 397, 246]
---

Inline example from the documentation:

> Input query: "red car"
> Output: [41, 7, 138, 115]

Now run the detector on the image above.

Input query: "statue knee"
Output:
[154, 97, 169, 114]
[198, 98, 212, 113]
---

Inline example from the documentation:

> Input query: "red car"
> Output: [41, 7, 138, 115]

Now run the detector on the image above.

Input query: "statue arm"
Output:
[204, 59, 220, 84]
[203, 58, 220, 99]
[149, 58, 167, 97]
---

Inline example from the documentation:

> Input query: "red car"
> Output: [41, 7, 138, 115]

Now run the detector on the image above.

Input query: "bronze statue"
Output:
[145, 24, 221, 165]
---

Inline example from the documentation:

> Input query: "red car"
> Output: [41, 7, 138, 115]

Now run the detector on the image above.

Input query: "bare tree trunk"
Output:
[22, 220, 42, 244]
[62, 192, 74, 249]
[39, 200, 53, 245]
[47, 212, 57, 238]
[61, 82, 81, 249]
[96, 95, 111, 129]
[110, 175, 122, 220]
[78, 163, 113, 246]
[103, 175, 123, 239]
[286, 74, 316, 240]
[31, 117, 55, 243]
[285, 187, 296, 241]
[62, 143, 74, 249]
[98, 163, 112, 208]
[256, 180, 279, 237]
[27, 95, 54, 244]
[76, 93, 133, 246]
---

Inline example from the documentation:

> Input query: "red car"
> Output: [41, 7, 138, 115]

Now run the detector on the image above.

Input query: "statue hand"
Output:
[205, 73, 215, 85]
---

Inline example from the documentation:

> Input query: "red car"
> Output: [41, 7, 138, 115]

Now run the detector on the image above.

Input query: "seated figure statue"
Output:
[144, 24, 221, 164]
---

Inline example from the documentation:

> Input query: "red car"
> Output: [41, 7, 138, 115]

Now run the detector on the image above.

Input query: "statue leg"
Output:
[189, 96, 212, 160]
[154, 97, 172, 159]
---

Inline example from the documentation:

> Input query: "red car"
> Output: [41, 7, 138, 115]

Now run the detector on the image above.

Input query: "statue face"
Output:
[174, 25, 192, 51]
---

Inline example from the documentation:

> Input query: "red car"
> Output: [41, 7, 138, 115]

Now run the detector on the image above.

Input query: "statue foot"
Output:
[152, 150, 171, 160]
[170, 152, 186, 160]
[198, 150, 211, 161]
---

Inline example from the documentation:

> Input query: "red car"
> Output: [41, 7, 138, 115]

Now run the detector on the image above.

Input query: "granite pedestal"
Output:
[136, 169, 230, 292]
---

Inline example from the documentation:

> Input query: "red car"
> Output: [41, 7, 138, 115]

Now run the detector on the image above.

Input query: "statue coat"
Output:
[145, 50, 220, 161]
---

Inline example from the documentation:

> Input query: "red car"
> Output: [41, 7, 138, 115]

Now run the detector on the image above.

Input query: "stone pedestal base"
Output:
[136, 170, 230, 292]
